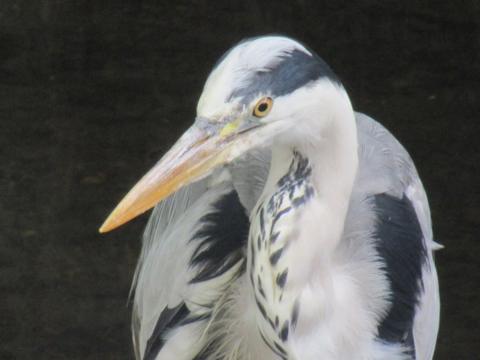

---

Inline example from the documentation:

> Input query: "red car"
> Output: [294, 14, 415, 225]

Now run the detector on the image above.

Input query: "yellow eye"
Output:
[253, 97, 273, 118]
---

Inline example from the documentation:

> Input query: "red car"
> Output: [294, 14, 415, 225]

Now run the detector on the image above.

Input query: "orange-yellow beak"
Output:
[99, 123, 239, 233]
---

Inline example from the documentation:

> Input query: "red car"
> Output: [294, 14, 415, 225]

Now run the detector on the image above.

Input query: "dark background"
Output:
[1, 1, 479, 359]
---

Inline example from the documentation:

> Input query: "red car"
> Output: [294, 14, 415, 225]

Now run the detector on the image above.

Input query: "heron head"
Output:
[100, 35, 344, 232]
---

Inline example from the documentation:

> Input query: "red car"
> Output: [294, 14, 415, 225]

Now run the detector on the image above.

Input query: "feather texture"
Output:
[130, 113, 439, 360]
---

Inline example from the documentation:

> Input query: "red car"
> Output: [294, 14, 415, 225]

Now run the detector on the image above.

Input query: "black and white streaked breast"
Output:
[248, 151, 315, 359]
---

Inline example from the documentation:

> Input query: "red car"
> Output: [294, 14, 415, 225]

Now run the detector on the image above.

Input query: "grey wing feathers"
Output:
[228, 148, 270, 211]
[131, 171, 236, 359]
[131, 150, 270, 360]
[130, 112, 439, 360]
[355, 112, 440, 359]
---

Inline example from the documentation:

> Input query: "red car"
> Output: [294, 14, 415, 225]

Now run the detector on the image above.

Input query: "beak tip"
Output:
[98, 202, 138, 234]
[98, 221, 111, 234]
[99, 211, 119, 234]
[99, 124, 223, 235]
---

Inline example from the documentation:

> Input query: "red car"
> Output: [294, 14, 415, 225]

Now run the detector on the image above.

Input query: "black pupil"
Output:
[258, 102, 268, 113]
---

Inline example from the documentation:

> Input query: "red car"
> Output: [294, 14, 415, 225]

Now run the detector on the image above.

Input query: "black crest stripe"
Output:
[229, 44, 340, 103]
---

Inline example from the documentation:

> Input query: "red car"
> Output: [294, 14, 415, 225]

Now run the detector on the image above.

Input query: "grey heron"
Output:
[100, 36, 441, 360]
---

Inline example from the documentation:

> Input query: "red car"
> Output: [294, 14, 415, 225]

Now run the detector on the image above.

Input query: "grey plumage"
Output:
[90, 35, 442, 360]
[131, 113, 439, 360]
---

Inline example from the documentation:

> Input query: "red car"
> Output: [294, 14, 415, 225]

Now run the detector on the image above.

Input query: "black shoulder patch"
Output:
[373, 193, 427, 350]
[189, 190, 250, 283]
[143, 303, 189, 360]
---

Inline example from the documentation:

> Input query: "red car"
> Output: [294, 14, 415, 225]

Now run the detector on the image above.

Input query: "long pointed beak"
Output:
[99, 125, 233, 233]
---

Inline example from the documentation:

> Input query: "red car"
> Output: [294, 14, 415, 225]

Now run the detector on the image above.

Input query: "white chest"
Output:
[236, 152, 391, 360]
[246, 152, 315, 359]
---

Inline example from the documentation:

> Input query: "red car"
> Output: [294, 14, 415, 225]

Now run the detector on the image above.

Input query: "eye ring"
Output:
[253, 97, 273, 118]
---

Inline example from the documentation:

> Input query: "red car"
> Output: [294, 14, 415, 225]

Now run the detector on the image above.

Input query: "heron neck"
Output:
[263, 94, 358, 251]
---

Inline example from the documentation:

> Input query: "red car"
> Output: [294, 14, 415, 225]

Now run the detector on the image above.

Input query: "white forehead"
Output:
[197, 36, 311, 118]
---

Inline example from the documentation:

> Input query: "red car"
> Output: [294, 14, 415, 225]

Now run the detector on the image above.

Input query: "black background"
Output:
[1, 1, 479, 359]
